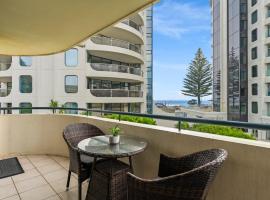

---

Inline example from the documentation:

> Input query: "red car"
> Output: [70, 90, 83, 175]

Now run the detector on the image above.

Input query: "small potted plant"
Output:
[109, 125, 121, 144]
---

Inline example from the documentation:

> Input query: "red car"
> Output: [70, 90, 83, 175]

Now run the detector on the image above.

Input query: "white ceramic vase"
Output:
[109, 135, 120, 145]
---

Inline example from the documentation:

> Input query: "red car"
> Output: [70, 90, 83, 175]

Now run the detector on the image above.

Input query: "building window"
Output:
[252, 65, 257, 77]
[20, 56, 32, 66]
[251, 47, 257, 59]
[252, 83, 258, 95]
[65, 48, 78, 67]
[65, 75, 78, 93]
[64, 102, 78, 114]
[251, 0, 257, 6]
[267, 83, 270, 96]
[252, 102, 258, 114]
[128, 103, 141, 113]
[251, 10, 258, 24]
[251, 29, 257, 42]
[267, 64, 270, 76]
[266, 25, 270, 38]
[240, 103, 247, 115]
[104, 103, 125, 112]
[19, 75, 32, 93]
[267, 45, 270, 57]
[267, 7, 270, 18]
[19, 102, 32, 114]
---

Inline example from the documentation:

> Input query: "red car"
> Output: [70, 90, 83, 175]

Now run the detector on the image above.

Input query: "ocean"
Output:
[154, 100, 211, 107]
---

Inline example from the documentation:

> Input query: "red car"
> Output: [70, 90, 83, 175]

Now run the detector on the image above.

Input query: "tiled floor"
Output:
[0, 155, 88, 200]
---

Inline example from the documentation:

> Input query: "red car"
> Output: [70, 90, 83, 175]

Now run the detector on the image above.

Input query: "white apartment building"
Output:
[211, 0, 270, 140]
[0, 9, 153, 115]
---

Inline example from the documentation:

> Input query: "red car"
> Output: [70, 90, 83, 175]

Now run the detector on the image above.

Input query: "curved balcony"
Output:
[90, 63, 142, 76]
[90, 89, 143, 97]
[0, 88, 11, 97]
[91, 36, 142, 54]
[0, 55, 12, 71]
[121, 19, 143, 34]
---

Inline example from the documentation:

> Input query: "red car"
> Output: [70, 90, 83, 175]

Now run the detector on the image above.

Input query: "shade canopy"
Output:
[0, 0, 156, 56]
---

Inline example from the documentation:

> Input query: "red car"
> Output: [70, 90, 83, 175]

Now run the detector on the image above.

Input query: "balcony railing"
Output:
[90, 89, 143, 97]
[0, 88, 11, 97]
[90, 63, 142, 76]
[0, 63, 11, 71]
[121, 19, 143, 34]
[91, 36, 142, 54]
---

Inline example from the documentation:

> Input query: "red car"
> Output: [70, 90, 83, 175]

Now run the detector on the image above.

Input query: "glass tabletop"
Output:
[77, 135, 148, 158]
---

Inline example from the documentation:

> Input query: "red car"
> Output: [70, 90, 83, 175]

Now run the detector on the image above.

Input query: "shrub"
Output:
[175, 122, 255, 140]
[104, 114, 156, 125]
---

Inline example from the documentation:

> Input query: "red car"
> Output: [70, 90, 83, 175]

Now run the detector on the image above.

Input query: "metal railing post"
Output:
[178, 121, 181, 132]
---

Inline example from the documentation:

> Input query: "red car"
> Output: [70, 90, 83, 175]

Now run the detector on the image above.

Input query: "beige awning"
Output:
[0, 0, 156, 56]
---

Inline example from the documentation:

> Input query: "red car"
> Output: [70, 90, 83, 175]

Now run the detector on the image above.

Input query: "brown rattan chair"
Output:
[63, 123, 105, 200]
[127, 148, 228, 200]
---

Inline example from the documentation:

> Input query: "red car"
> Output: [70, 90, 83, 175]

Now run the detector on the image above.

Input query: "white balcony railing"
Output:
[90, 89, 143, 97]
[0, 63, 11, 71]
[90, 63, 142, 76]
[121, 19, 143, 34]
[91, 36, 142, 54]
[0, 88, 11, 97]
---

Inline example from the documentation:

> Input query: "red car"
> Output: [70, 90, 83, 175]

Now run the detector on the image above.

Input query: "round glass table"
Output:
[78, 135, 148, 200]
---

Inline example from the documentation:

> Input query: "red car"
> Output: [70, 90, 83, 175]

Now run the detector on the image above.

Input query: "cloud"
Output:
[154, 0, 211, 39]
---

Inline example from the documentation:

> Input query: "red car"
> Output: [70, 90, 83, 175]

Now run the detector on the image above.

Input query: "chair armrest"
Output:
[127, 172, 200, 200]
[158, 153, 196, 177]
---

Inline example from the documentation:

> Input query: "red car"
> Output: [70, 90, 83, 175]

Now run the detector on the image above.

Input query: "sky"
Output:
[153, 0, 212, 101]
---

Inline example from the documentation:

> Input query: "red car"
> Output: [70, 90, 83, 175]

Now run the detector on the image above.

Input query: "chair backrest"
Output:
[159, 149, 227, 177]
[63, 123, 105, 149]
[158, 149, 228, 199]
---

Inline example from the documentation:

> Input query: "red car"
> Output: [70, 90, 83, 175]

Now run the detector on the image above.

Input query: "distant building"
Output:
[0, 8, 153, 114]
[211, 0, 270, 140]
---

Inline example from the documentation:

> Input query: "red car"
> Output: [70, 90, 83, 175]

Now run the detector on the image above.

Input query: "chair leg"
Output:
[66, 170, 71, 191]
[78, 180, 82, 200]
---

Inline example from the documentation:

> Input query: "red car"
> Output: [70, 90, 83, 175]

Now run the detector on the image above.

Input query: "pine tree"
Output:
[181, 48, 212, 106]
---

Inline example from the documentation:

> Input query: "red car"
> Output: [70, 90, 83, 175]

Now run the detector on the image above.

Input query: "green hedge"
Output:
[104, 114, 156, 125]
[176, 122, 255, 140]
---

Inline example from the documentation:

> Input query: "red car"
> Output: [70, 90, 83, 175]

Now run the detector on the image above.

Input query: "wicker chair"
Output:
[127, 148, 228, 200]
[63, 123, 105, 200]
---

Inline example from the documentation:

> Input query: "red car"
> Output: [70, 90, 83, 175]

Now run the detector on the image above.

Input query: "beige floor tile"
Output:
[57, 160, 69, 170]
[43, 169, 68, 183]
[20, 162, 35, 171]
[27, 155, 49, 162]
[15, 175, 47, 193]
[49, 176, 77, 193]
[31, 158, 57, 168]
[0, 177, 13, 187]
[20, 185, 56, 200]
[0, 184, 17, 199]
[18, 158, 31, 165]
[59, 185, 87, 200]
[37, 163, 63, 175]
[2, 195, 20, 200]
[50, 156, 68, 163]
[12, 168, 40, 183]
[45, 195, 61, 200]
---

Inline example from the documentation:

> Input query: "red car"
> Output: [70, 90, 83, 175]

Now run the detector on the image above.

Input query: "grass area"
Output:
[176, 122, 256, 140]
[104, 114, 156, 125]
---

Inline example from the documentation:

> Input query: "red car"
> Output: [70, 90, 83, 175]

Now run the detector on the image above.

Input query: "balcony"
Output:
[90, 89, 143, 97]
[90, 36, 142, 54]
[0, 88, 11, 97]
[1, 112, 270, 200]
[90, 63, 142, 76]
[121, 19, 143, 34]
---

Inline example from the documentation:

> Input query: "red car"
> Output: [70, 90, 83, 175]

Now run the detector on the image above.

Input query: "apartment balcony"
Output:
[90, 89, 143, 98]
[90, 63, 142, 76]
[91, 36, 142, 54]
[1, 113, 270, 200]
[0, 88, 11, 97]
[121, 19, 143, 34]
[87, 36, 144, 64]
